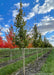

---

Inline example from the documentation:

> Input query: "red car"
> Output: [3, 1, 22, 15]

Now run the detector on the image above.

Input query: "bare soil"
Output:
[0, 50, 44, 68]
[14, 50, 51, 75]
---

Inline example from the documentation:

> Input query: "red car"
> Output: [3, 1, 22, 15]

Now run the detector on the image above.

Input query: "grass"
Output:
[0, 49, 22, 63]
[37, 49, 54, 75]
[0, 49, 48, 75]
[0, 48, 43, 63]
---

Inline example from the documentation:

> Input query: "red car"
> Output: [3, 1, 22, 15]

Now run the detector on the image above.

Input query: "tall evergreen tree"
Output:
[14, 2, 28, 48]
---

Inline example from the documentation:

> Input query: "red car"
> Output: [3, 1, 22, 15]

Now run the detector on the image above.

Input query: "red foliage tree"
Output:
[0, 36, 4, 48]
[5, 25, 18, 48]
[0, 25, 18, 48]
[0, 28, 5, 48]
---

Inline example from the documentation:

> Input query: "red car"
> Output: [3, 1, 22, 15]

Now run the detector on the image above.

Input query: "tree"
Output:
[5, 25, 17, 48]
[37, 33, 42, 47]
[43, 36, 48, 47]
[0, 36, 4, 48]
[0, 28, 4, 48]
[14, 2, 28, 48]
[32, 24, 38, 47]
[43, 36, 52, 47]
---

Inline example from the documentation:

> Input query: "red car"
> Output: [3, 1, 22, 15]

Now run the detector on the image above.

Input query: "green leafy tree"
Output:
[14, 2, 28, 48]
[37, 33, 42, 47]
[43, 36, 52, 47]
[32, 24, 38, 47]
[44, 36, 48, 47]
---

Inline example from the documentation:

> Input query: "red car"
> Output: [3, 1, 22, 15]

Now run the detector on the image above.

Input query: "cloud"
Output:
[47, 35, 54, 41]
[28, 16, 54, 35]
[23, 12, 35, 21]
[0, 32, 3, 35]
[2, 36, 5, 39]
[36, 0, 39, 3]
[23, 4, 39, 21]
[32, 4, 39, 13]
[8, 19, 12, 23]
[14, 3, 29, 8]
[0, 15, 4, 21]
[38, 0, 54, 14]
[0, 18, 4, 21]
[25, 0, 54, 20]
[13, 0, 54, 20]
[5, 25, 9, 27]
[2, 36, 7, 41]
[0, 24, 9, 33]
[2, 28, 9, 33]
[1, 25, 9, 33]
[12, 10, 18, 17]
[37, 16, 54, 35]
[47, 35, 54, 46]
[38, 16, 54, 26]
[33, 0, 54, 14]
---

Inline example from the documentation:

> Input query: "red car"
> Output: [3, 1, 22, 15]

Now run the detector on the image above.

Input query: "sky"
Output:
[0, 0, 54, 46]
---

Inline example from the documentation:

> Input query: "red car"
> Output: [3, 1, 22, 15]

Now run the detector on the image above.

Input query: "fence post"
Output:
[28, 48, 29, 55]
[22, 48, 25, 75]
[42, 48, 43, 56]
[37, 48, 38, 60]
[10, 49, 12, 62]
[46, 48, 47, 54]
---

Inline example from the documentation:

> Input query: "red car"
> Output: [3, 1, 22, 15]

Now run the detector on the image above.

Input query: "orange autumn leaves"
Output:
[0, 37, 4, 48]
[5, 32, 17, 48]
[0, 35, 33, 48]
[0, 36, 33, 48]
[0, 25, 33, 48]
[0, 26, 17, 48]
[27, 43, 33, 48]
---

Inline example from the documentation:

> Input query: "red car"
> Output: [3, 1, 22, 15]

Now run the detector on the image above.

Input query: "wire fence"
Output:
[0, 48, 52, 75]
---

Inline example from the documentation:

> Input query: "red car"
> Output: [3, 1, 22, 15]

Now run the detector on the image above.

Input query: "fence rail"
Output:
[0, 48, 53, 75]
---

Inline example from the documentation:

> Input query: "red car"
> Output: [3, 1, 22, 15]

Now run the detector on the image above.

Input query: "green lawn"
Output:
[38, 49, 54, 75]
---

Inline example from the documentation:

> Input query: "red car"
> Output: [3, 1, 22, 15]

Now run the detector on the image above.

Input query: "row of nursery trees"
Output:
[0, 2, 52, 48]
